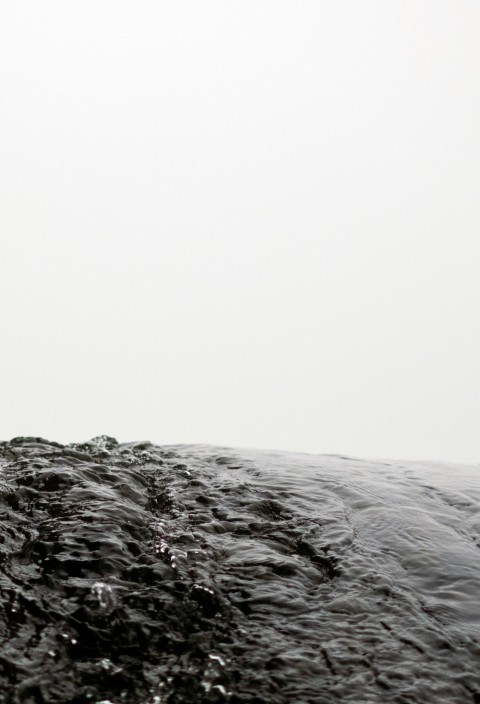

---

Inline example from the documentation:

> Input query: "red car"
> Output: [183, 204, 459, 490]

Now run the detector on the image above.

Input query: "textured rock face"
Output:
[0, 436, 480, 703]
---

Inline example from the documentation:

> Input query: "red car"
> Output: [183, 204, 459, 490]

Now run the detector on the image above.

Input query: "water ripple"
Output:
[0, 437, 479, 702]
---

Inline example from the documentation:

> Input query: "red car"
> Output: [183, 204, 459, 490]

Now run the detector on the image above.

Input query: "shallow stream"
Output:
[1, 437, 479, 703]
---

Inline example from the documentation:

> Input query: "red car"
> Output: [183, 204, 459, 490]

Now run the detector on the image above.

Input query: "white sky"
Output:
[1, 1, 479, 462]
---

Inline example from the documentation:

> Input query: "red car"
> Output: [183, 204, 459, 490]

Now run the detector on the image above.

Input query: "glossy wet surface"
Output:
[1, 437, 480, 703]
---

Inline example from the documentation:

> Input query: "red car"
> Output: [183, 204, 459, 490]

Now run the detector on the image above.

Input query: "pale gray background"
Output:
[1, 1, 479, 462]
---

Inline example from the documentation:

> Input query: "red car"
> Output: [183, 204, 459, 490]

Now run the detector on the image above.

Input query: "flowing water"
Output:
[1, 436, 479, 703]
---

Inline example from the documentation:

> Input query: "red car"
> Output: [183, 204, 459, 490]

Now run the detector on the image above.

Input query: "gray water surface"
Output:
[1, 437, 479, 703]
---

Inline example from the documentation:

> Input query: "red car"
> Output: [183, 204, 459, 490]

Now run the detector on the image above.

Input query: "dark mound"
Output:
[0, 437, 479, 703]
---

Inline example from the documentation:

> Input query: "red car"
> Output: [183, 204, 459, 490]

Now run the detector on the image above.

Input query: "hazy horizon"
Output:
[1, 1, 479, 464]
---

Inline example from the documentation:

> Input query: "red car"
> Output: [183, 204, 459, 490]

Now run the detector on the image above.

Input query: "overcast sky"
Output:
[1, 1, 479, 462]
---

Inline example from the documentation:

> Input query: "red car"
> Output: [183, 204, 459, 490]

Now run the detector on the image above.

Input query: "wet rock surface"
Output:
[0, 436, 479, 703]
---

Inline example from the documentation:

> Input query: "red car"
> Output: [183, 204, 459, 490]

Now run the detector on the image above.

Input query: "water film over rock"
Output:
[0, 436, 480, 703]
